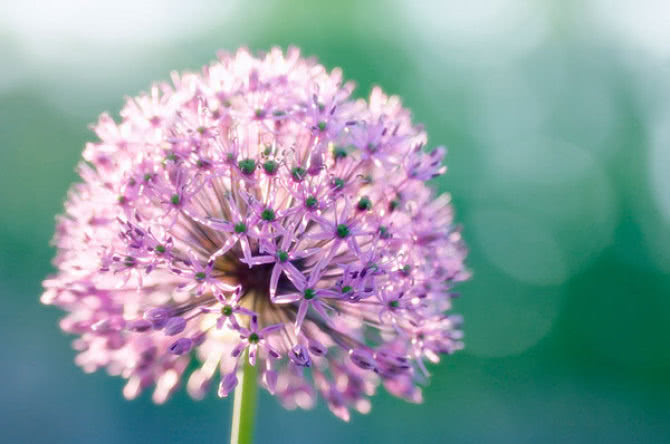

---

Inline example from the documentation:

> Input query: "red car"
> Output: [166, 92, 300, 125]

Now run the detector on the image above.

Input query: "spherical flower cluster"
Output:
[41, 47, 469, 420]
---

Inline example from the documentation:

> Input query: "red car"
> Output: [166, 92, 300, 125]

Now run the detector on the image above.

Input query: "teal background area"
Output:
[1, 1, 669, 442]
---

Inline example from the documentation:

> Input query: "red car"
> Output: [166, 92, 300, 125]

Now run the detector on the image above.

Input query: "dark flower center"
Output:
[238, 158, 256, 175]
[333, 146, 347, 159]
[291, 166, 306, 182]
[378, 225, 391, 239]
[261, 208, 276, 222]
[305, 196, 318, 209]
[336, 224, 350, 239]
[357, 196, 372, 211]
[263, 160, 278, 175]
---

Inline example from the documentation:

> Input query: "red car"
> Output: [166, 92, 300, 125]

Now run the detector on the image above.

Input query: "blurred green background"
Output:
[2, 0, 669, 442]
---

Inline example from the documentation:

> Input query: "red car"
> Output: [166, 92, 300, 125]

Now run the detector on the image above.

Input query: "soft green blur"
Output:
[1, 1, 669, 442]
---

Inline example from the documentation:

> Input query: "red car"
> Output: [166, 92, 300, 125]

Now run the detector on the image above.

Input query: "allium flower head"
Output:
[42, 47, 469, 420]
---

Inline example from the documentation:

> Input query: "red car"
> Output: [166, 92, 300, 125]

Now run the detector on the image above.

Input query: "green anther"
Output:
[304, 288, 316, 300]
[248, 332, 260, 343]
[342, 285, 353, 294]
[317, 121, 327, 132]
[389, 199, 400, 212]
[170, 194, 180, 206]
[401, 265, 411, 275]
[332, 178, 344, 190]
[263, 146, 272, 156]
[261, 208, 276, 222]
[357, 196, 372, 211]
[333, 146, 347, 159]
[124, 256, 136, 267]
[222, 99, 231, 107]
[234, 222, 247, 234]
[317, 103, 325, 112]
[226, 153, 235, 162]
[195, 272, 206, 280]
[166, 153, 177, 162]
[305, 196, 318, 209]
[389, 300, 400, 308]
[272, 110, 285, 117]
[221, 305, 233, 316]
[197, 126, 206, 134]
[238, 158, 256, 175]
[336, 224, 350, 239]
[117, 195, 127, 205]
[254, 109, 265, 118]
[277, 250, 289, 263]
[263, 160, 278, 174]
[367, 142, 378, 153]
[128, 178, 136, 186]
[155, 244, 166, 254]
[291, 166, 306, 182]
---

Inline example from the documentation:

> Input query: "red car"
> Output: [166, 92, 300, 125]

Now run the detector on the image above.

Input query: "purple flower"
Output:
[274, 268, 341, 333]
[41, 47, 469, 419]
[200, 288, 255, 330]
[241, 227, 317, 301]
[232, 317, 282, 366]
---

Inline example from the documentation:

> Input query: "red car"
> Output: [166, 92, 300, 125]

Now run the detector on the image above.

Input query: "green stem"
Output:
[230, 354, 258, 444]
